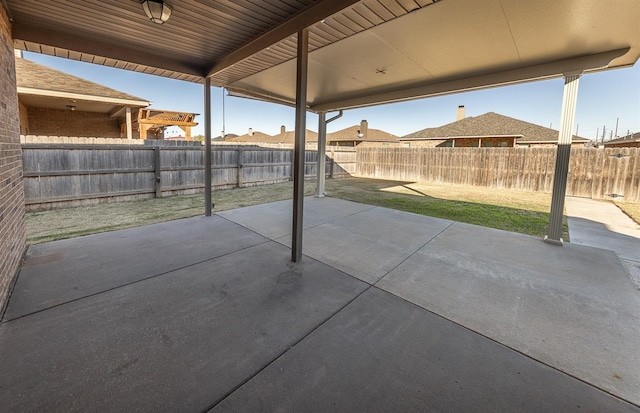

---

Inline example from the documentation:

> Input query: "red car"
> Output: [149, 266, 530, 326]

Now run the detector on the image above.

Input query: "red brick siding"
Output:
[26, 107, 121, 138]
[0, 5, 26, 313]
[453, 137, 515, 147]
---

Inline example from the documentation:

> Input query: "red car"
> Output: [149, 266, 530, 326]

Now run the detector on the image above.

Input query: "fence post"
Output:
[237, 149, 243, 187]
[291, 149, 295, 180]
[154, 146, 162, 198]
[330, 148, 335, 178]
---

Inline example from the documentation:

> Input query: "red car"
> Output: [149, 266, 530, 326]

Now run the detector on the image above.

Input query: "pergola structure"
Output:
[134, 108, 199, 140]
[6, 0, 640, 261]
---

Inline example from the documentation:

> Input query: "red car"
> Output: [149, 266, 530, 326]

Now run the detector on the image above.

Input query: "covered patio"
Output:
[6, 0, 640, 257]
[1, 0, 639, 411]
[1, 197, 639, 411]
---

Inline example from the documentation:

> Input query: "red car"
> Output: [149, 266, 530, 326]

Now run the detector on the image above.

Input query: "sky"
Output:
[24, 51, 640, 141]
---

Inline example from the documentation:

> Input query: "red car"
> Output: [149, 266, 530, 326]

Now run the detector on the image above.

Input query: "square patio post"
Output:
[125, 107, 133, 140]
[316, 112, 326, 197]
[204, 77, 212, 216]
[292, 28, 309, 262]
[545, 72, 581, 245]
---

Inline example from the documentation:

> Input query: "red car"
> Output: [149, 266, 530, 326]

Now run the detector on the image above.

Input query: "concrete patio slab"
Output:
[2, 197, 638, 411]
[377, 221, 640, 406]
[218, 197, 374, 240]
[3, 215, 268, 321]
[623, 259, 640, 289]
[565, 196, 640, 262]
[276, 206, 453, 284]
[565, 196, 640, 289]
[212, 288, 636, 413]
[0, 241, 367, 412]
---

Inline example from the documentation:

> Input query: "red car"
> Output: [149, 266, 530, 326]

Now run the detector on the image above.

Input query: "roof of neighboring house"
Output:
[276, 130, 319, 144]
[603, 132, 640, 145]
[226, 129, 317, 144]
[226, 131, 276, 143]
[16, 57, 150, 106]
[224, 124, 397, 145]
[327, 125, 398, 142]
[401, 112, 589, 143]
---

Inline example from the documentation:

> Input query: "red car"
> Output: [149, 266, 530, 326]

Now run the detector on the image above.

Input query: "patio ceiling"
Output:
[8, 0, 640, 112]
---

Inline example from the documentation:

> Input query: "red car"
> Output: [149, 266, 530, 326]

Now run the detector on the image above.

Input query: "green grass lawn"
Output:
[27, 177, 569, 244]
[323, 178, 566, 240]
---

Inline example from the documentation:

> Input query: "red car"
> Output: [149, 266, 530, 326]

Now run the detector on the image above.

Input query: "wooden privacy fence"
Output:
[22, 145, 356, 210]
[357, 147, 640, 202]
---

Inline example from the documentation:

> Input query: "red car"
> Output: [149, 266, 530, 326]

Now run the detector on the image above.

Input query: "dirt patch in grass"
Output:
[27, 177, 567, 244]
[27, 182, 316, 244]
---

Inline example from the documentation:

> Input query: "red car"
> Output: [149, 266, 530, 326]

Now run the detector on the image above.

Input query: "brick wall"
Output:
[0, 5, 26, 314]
[18, 102, 28, 135]
[26, 107, 121, 138]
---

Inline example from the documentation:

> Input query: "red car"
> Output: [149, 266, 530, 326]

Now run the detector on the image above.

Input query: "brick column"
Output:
[0, 5, 26, 314]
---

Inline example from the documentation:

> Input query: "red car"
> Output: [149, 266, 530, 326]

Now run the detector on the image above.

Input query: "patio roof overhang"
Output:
[8, 0, 639, 111]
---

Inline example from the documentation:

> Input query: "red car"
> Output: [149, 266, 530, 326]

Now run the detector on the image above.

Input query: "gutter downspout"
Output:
[316, 110, 343, 197]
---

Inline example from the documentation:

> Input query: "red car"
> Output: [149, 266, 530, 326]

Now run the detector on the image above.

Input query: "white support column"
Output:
[204, 77, 212, 217]
[125, 107, 132, 140]
[316, 112, 327, 198]
[292, 29, 309, 262]
[545, 72, 581, 245]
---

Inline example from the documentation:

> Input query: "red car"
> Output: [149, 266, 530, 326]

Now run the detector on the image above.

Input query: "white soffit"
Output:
[226, 0, 640, 111]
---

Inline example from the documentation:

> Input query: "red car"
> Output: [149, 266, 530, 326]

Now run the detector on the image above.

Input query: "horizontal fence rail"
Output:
[356, 147, 639, 202]
[22, 144, 356, 210]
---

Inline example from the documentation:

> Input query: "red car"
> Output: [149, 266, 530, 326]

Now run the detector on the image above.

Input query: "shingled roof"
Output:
[226, 130, 318, 144]
[16, 57, 149, 105]
[603, 132, 640, 145]
[327, 125, 397, 142]
[402, 112, 589, 143]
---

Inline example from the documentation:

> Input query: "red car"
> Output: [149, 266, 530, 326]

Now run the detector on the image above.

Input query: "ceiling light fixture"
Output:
[141, 0, 172, 24]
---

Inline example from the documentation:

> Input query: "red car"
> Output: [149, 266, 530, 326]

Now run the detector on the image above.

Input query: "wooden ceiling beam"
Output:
[206, 0, 361, 78]
[13, 22, 207, 80]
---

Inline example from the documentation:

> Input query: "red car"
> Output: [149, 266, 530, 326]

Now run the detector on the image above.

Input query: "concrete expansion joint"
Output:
[202, 283, 376, 413]
[373, 221, 455, 288]
[2, 238, 273, 324]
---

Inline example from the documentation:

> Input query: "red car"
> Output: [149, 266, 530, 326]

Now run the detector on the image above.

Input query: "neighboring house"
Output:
[16, 54, 150, 139]
[327, 120, 398, 147]
[225, 127, 305, 144]
[273, 127, 319, 145]
[400, 110, 590, 148]
[224, 121, 397, 147]
[15, 53, 198, 140]
[224, 126, 319, 145]
[603, 132, 640, 148]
